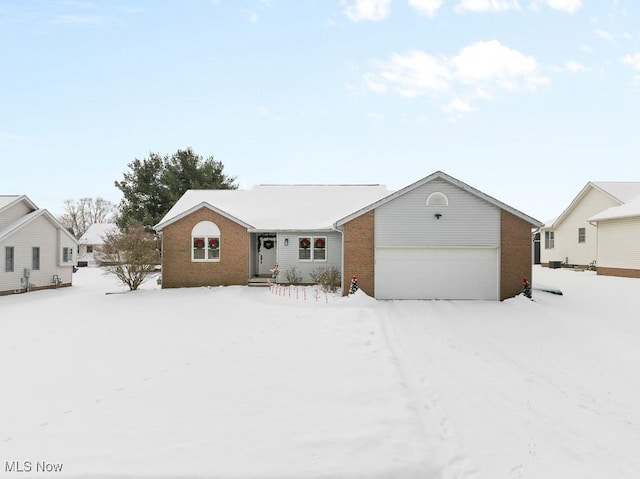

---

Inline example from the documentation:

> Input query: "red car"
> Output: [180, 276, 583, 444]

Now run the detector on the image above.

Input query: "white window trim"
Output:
[578, 227, 586, 244]
[298, 236, 328, 262]
[62, 247, 74, 263]
[545, 231, 555, 250]
[5, 246, 14, 272]
[32, 246, 40, 271]
[426, 191, 449, 207]
[191, 236, 221, 262]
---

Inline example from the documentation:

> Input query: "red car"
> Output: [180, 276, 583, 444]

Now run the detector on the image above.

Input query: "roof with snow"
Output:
[78, 223, 119, 245]
[591, 182, 640, 203]
[155, 185, 391, 231]
[589, 193, 640, 222]
[543, 181, 640, 229]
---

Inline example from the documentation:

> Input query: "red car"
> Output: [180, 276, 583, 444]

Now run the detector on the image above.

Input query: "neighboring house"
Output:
[540, 182, 640, 272]
[0, 195, 78, 296]
[78, 223, 118, 266]
[588, 194, 640, 278]
[154, 171, 542, 300]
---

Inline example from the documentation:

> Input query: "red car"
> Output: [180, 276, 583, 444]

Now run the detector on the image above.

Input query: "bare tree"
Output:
[59, 197, 116, 238]
[96, 225, 160, 291]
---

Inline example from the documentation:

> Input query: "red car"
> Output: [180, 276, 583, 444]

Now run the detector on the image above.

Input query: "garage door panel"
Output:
[375, 248, 498, 300]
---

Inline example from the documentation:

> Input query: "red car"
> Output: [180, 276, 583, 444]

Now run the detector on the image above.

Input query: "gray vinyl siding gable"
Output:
[276, 231, 342, 283]
[0, 215, 72, 293]
[375, 178, 500, 247]
[0, 201, 33, 231]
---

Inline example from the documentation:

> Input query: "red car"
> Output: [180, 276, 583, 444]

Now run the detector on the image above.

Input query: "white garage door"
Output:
[375, 248, 499, 300]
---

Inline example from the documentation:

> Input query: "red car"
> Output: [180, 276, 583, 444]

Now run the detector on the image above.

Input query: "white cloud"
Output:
[550, 60, 590, 74]
[365, 40, 548, 116]
[368, 50, 452, 97]
[408, 0, 444, 18]
[545, 0, 581, 13]
[343, 0, 391, 22]
[451, 40, 548, 90]
[243, 9, 259, 23]
[454, 0, 521, 14]
[564, 60, 589, 73]
[622, 53, 640, 80]
[596, 29, 614, 42]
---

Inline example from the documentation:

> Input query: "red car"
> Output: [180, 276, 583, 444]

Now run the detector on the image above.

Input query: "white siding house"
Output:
[589, 195, 640, 278]
[540, 182, 640, 269]
[78, 223, 118, 266]
[0, 195, 78, 295]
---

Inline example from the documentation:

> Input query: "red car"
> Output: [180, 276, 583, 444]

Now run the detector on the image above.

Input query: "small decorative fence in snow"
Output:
[267, 281, 332, 303]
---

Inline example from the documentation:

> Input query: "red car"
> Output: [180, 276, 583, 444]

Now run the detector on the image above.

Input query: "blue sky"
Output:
[1, 0, 639, 221]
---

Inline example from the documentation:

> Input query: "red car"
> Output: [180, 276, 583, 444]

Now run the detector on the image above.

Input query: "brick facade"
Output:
[342, 211, 375, 296]
[500, 209, 533, 300]
[161, 207, 249, 288]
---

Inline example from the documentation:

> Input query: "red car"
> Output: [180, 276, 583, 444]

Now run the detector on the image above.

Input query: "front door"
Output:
[258, 235, 277, 276]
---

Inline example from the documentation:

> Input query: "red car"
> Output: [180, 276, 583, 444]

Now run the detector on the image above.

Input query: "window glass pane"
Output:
[193, 237, 205, 260]
[33, 247, 40, 270]
[314, 237, 326, 260]
[299, 237, 311, 260]
[208, 237, 220, 260]
[5, 247, 14, 272]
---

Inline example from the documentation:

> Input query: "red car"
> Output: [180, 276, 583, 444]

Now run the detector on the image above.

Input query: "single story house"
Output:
[78, 223, 119, 266]
[0, 195, 78, 296]
[588, 194, 640, 278]
[154, 171, 542, 300]
[540, 181, 640, 274]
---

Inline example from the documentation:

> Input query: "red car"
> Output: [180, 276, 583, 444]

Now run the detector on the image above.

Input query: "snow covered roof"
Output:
[592, 182, 640, 203]
[544, 181, 640, 229]
[155, 185, 391, 232]
[589, 193, 640, 222]
[0, 194, 37, 213]
[79, 223, 119, 245]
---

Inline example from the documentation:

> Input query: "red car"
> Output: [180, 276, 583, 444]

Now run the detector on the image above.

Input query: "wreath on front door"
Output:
[263, 239, 274, 250]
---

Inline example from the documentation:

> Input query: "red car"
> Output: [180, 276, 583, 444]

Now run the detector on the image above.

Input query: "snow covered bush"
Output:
[96, 224, 160, 290]
[284, 265, 303, 285]
[310, 266, 341, 293]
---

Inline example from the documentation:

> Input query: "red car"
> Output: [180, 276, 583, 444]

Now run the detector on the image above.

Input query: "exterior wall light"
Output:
[284, 238, 289, 246]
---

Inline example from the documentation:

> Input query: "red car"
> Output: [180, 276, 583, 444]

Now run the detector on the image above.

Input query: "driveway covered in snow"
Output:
[1, 267, 639, 478]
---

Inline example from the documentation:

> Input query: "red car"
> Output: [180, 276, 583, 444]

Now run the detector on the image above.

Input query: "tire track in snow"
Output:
[377, 301, 479, 479]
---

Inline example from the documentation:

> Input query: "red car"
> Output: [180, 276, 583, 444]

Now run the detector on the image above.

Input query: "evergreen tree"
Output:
[115, 148, 237, 229]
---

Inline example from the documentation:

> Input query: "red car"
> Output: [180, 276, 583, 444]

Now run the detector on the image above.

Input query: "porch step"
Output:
[247, 277, 272, 287]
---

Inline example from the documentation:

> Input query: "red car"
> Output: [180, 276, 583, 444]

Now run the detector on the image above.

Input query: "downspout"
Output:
[332, 223, 345, 295]
[588, 220, 598, 269]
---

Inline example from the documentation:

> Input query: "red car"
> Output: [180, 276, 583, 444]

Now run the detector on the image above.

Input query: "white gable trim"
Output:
[0, 209, 78, 244]
[543, 182, 624, 230]
[335, 171, 542, 228]
[154, 202, 254, 232]
[0, 195, 38, 215]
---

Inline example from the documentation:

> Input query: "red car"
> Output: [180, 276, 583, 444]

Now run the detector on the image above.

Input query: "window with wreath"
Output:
[298, 236, 327, 261]
[192, 221, 221, 261]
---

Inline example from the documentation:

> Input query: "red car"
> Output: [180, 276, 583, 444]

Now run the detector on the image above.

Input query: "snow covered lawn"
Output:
[1, 266, 639, 478]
